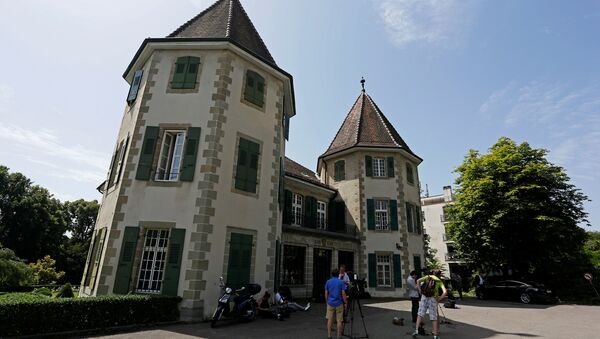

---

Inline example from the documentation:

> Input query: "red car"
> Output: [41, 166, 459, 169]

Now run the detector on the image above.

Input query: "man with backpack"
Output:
[413, 269, 447, 339]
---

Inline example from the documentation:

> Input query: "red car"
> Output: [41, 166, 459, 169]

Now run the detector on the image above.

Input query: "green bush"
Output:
[32, 287, 53, 297]
[0, 245, 36, 291]
[0, 294, 181, 337]
[55, 283, 74, 298]
[0, 292, 48, 303]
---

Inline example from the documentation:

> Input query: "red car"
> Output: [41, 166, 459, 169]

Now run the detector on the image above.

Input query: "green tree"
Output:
[0, 166, 68, 262]
[0, 244, 36, 291]
[423, 234, 444, 272]
[584, 231, 600, 268]
[58, 199, 99, 283]
[446, 137, 589, 278]
[29, 255, 65, 284]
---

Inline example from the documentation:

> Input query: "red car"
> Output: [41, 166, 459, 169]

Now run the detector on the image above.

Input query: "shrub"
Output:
[0, 245, 36, 291]
[0, 292, 48, 303]
[0, 294, 181, 337]
[32, 287, 53, 297]
[29, 255, 65, 284]
[55, 283, 74, 298]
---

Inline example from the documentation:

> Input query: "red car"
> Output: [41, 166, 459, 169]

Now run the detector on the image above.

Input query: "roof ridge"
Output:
[355, 92, 365, 145]
[323, 93, 363, 152]
[231, 0, 275, 63]
[365, 93, 400, 147]
[225, 0, 233, 37]
[167, 0, 222, 37]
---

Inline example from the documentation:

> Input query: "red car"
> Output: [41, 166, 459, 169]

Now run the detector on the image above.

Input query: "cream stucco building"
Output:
[80, 0, 425, 321]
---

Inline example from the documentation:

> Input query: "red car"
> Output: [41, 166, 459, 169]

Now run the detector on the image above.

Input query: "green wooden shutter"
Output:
[88, 228, 107, 289]
[278, 158, 284, 209]
[334, 160, 345, 181]
[255, 73, 265, 107]
[328, 200, 336, 231]
[368, 253, 377, 288]
[183, 57, 200, 89]
[171, 57, 188, 89]
[284, 115, 290, 140]
[365, 156, 373, 177]
[406, 202, 413, 233]
[305, 196, 317, 228]
[283, 190, 293, 224]
[227, 233, 253, 289]
[81, 228, 98, 286]
[406, 163, 414, 184]
[136, 126, 159, 180]
[246, 140, 260, 193]
[244, 70, 256, 103]
[387, 156, 395, 178]
[180, 127, 201, 181]
[107, 147, 120, 187]
[393, 254, 402, 287]
[367, 198, 375, 230]
[390, 199, 399, 231]
[417, 206, 423, 234]
[127, 69, 143, 103]
[113, 226, 139, 294]
[162, 228, 186, 296]
[414, 256, 422, 276]
[275, 240, 281, 291]
[115, 136, 129, 185]
[235, 138, 248, 191]
[335, 201, 346, 232]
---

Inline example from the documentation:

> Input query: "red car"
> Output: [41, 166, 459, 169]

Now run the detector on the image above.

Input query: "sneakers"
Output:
[433, 336, 440, 339]
[305, 303, 311, 311]
[412, 329, 419, 338]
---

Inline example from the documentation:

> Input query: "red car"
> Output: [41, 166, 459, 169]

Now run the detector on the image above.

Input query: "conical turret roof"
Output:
[168, 0, 275, 65]
[321, 90, 420, 160]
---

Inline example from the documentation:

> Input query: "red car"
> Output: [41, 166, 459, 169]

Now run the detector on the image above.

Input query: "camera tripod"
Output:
[341, 296, 369, 339]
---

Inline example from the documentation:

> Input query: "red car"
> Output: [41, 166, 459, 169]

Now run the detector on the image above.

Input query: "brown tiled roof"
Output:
[168, 0, 275, 65]
[285, 157, 334, 190]
[320, 91, 421, 160]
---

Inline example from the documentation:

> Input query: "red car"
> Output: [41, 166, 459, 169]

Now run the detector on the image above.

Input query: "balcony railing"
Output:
[284, 214, 358, 237]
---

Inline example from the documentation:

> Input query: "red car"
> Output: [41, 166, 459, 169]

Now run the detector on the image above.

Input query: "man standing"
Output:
[325, 268, 347, 339]
[451, 272, 463, 300]
[339, 264, 350, 287]
[407, 271, 425, 334]
[413, 269, 447, 339]
[473, 272, 484, 299]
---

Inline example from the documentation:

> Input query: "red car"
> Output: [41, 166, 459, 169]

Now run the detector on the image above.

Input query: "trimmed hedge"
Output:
[0, 294, 181, 337]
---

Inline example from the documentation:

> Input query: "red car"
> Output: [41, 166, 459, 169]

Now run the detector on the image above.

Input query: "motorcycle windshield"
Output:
[219, 294, 230, 303]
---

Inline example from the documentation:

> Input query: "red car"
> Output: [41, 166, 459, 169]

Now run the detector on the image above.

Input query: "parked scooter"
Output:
[211, 276, 261, 328]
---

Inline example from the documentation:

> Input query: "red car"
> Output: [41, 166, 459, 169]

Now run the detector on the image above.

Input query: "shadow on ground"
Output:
[93, 299, 542, 339]
[457, 296, 557, 309]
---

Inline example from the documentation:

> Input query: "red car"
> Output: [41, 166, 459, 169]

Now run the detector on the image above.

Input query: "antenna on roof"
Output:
[425, 184, 430, 197]
[360, 77, 365, 92]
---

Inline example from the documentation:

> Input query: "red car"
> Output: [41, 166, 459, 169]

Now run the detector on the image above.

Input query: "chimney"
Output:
[443, 185, 453, 202]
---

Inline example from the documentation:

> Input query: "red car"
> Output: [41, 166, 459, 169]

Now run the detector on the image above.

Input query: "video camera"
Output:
[348, 272, 368, 299]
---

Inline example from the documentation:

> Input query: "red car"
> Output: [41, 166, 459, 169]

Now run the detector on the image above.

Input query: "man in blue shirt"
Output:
[325, 268, 347, 339]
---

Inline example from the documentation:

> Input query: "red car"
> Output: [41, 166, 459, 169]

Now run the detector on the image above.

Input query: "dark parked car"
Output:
[480, 280, 557, 304]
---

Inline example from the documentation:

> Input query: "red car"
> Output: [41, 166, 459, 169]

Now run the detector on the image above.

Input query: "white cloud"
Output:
[479, 81, 600, 183]
[0, 84, 15, 103]
[0, 123, 107, 171]
[376, 0, 475, 47]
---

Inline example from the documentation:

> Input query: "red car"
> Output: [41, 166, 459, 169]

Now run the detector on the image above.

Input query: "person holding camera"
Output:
[413, 269, 447, 339]
[325, 268, 347, 339]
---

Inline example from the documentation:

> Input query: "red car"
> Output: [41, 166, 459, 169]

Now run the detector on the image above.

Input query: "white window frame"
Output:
[317, 201, 327, 230]
[292, 193, 303, 226]
[373, 157, 386, 177]
[375, 199, 389, 230]
[376, 255, 392, 287]
[155, 130, 186, 181]
[136, 229, 170, 293]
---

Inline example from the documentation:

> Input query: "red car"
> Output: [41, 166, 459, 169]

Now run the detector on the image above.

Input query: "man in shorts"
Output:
[325, 268, 347, 339]
[413, 269, 447, 339]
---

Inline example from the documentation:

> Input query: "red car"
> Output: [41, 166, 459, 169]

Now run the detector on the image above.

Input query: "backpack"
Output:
[420, 276, 436, 298]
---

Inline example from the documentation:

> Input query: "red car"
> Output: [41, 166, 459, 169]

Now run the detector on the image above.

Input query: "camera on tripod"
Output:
[348, 273, 369, 299]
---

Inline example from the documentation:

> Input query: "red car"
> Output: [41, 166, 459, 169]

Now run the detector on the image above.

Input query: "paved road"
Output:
[92, 298, 600, 339]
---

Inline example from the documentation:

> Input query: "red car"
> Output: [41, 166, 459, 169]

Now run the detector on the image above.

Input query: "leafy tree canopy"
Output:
[446, 137, 589, 277]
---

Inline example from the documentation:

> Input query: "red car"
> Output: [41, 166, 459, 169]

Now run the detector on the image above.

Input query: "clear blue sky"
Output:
[1, 0, 598, 230]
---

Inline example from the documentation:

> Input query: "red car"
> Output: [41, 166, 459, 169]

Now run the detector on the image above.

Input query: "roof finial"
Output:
[360, 77, 366, 92]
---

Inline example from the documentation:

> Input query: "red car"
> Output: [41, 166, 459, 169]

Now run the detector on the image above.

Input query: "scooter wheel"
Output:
[211, 306, 224, 328]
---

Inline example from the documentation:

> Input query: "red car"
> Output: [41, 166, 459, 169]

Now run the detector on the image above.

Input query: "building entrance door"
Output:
[312, 248, 332, 299]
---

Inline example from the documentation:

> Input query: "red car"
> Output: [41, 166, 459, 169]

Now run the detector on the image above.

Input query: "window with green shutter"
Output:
[136, 126, 159, 181]
[406, 162, 414, 184]
[406, 202, 414, 233]
[171, 56, 200, 89]
[227, 233, 253, 289]
[387, 156, 395, 178]
[334, 160, 345, 181]
[234, 137, 260, 193]
[244, 70, 265, 107]
[113, 226, 139, 294]
[390, 199, 399, 231]
[179, 127, 201, 181]
[367, 199, 375, 230]
[127, 69, 143, 103]
[365, 156, 373, 177]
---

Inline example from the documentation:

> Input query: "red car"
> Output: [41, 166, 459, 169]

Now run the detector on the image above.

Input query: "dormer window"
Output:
[171, 56, 200, 89]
